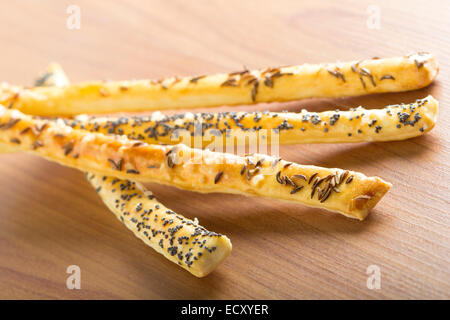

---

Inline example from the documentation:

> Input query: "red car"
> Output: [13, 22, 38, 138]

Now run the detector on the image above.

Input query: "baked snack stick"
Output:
[66, 96, 438, 147]
[34, 62, 70, 88]
[0, 137, 232, 276]
[0, 65, 232, 277]
[0, 106, 391, 219]
[0, 52, 438, 116]
[87, 173, 232, 277]
[0, 63, 70, 154]
[28, 63, 232, 277]
[0, 143, 17, 153]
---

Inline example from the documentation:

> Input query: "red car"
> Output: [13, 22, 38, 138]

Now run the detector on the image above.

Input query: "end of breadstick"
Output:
[191, 235, 232, 277]
[419, 95, 439, 134]
[347, 176, 392, 221]
[35, 63, 70, 87]
[407, 52, 439, 88]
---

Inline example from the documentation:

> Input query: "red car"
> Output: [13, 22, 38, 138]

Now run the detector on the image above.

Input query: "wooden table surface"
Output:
[0, 0, 449, 299]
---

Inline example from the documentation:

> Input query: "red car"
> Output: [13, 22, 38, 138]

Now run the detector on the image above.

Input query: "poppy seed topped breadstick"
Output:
[87, 173, 232, 277]
[64, 95, 438, 147]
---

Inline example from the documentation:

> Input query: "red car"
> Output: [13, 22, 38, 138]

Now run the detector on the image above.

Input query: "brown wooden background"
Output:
[0, 0, 449, 299]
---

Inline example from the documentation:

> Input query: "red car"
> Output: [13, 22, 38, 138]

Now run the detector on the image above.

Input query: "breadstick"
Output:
[0, 106, 391, 220]
[28, 63, 231, 277]
[0, 142, 17, 153]
[0, 64, 71, 154]
[66, 96, 438, 147]
[34, 62, 70, 87]
[87, 173, 231, 277]
[0, 52, 438, 116]
[0, 133, 232, 276]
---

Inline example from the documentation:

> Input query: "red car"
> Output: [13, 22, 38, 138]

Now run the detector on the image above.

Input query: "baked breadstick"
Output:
[28, 63, 232, 277]
[0, 135, 232, 276]
[0, 142, 17, 153]
[66, 96, 438, 147]
[0, 63, 70, 154]
[0, 52, 438, 116]
[34, 62, 70, 87]
[87, 173, 231, 277]
[0, 106, 391, 220]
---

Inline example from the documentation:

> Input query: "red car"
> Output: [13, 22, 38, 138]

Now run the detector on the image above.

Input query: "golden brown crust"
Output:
[0, 142, 18, 153]
[66, 96, 438, 148]
[30, 63, 232, 277]
[0, 53, 438, 116]
[0, 106, 391, 220]
[87, 173, 231, 277]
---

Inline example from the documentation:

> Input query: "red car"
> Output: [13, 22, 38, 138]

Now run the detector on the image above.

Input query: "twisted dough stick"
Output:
[0, 105, 391, 220]
[0, 63, 232, 277]
[0, 52, 438, 116]
[65, 96, 438, 148]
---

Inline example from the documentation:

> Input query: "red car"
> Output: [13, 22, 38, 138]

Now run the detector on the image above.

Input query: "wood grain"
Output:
[0, 0, 449, 299]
